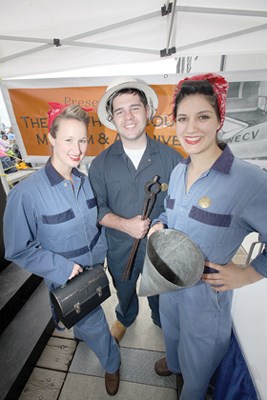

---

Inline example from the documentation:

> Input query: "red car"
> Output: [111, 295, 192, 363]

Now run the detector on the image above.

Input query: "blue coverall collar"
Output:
[45, 158, 83, 186]
[180, 144, 234, 174]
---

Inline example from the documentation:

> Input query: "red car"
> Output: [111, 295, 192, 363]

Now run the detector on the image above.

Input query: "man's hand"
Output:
[123, 215, 151, 239]
[68, 263, 83, 280]
[100, 212, 151, 239]
[202, 261, 263, 292]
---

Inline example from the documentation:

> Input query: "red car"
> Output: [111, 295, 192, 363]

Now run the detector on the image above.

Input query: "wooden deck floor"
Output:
[18, 328, 77, 400]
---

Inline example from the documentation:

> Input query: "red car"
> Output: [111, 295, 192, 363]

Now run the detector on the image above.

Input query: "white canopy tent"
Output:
[0, 0, 267, 79]
[1, 4, 267, 398]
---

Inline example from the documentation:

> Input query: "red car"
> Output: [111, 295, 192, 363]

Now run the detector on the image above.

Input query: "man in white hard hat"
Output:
[89, 77, 182, 342]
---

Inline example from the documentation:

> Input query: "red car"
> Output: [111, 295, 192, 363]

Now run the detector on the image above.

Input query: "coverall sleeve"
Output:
[239, 184, 267, 278]
[89, 159, 113, 222]
[3, 188, 74, 285]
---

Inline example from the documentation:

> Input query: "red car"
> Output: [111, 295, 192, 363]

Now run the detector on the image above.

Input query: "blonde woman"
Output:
[4, 103, 120, 396]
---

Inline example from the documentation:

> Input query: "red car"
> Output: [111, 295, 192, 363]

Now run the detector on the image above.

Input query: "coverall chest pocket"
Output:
[40, 209, 76, 247]
[42, 209, 75, 224]
[189, 206, 232, 248]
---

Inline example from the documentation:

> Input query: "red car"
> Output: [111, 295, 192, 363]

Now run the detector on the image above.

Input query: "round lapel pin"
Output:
[198, 196, 212, 209]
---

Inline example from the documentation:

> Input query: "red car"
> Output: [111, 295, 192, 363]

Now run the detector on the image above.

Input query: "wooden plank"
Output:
[36, 337, 77, 372]
[19, 367, 66, 400]
[59, 373, 178, 400]
[51, 327, 75, 340]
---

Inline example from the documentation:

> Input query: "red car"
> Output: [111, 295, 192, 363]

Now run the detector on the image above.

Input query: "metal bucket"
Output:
[138, 229, 204, 297]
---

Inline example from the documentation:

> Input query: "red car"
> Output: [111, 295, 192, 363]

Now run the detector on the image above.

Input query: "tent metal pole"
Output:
[166, 0, 177, 56]
[174, 23, 267, 53]
[160, 1, 177, 57]
[220, 55, 227, 71]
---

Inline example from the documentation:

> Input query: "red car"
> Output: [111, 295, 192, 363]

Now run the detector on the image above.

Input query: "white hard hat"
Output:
[97, 76, 158, 130]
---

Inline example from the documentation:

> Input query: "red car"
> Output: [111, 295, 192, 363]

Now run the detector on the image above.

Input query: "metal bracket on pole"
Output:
[160, 1, 177, 57]
[53, 38, 61, 47]
[161, 2, 173, 16]
[160, 47, 176, 57]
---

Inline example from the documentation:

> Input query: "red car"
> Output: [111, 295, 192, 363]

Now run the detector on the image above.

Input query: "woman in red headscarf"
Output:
[148, 74, 267, 399]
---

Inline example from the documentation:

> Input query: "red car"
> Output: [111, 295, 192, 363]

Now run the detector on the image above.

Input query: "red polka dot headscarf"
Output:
[172, 73, 229, 130]
[47, 102, 93, 130]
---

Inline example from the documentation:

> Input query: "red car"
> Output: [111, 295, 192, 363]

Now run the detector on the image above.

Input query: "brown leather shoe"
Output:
[105, 369, 120, 396]
[111, 320, 127, 343]
[154, 357, 173, 376]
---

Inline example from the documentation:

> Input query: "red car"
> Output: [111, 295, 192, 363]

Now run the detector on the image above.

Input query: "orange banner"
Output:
[9, 84, 187, 158]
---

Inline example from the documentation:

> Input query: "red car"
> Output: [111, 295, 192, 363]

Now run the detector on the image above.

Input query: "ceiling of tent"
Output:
[0, 0, 267, 79]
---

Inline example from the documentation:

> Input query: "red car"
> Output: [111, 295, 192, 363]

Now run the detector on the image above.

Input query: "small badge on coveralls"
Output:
[198, 196, 212, 209]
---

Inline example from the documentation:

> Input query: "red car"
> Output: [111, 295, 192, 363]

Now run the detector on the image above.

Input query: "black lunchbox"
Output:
[50, 264, 111, 329]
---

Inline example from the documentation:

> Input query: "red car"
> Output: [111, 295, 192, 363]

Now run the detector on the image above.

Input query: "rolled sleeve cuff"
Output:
[98, 207, 113, 224]
[251, 250, 267, 278]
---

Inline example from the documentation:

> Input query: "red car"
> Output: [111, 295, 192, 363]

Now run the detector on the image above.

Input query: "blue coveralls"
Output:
[3, 160, 120, 374]
[89, 136, 182, 327]
[156, 145, 267, 400]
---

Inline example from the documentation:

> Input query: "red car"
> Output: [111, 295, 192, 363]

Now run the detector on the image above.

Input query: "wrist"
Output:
[241, 264, 263, 285]
[121, 217, 131, 235]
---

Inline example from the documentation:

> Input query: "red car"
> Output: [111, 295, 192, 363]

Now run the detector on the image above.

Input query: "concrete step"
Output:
[0, 263, 42, 334]
[0, 280, 54, 400]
